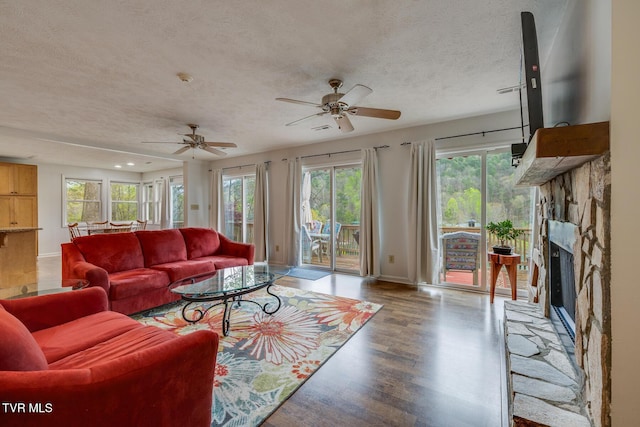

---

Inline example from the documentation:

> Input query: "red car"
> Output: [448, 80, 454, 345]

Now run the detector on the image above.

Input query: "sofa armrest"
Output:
[0, 287, 109, 333]
[218, 233, 255, 264]
[70, 261, 110, 294]
[0, 329, 219, 427]
[61, 242, 110, 294]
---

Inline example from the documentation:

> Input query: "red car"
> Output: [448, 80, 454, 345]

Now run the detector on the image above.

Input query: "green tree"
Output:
[444, 197, 459, 225]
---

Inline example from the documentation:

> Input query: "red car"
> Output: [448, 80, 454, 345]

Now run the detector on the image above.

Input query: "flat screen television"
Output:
[512, 11, 544, 166]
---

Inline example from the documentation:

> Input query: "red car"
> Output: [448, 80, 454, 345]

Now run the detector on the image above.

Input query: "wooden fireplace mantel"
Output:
[515, 121, 610, 186]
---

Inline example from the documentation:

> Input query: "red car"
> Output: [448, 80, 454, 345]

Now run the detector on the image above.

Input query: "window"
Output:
[169, 176, 184, 228]
[65, 178, 102, 224]
[110, 182, 139, 221]
[141, 182, 153, 222]
[223, 174, 255, 243]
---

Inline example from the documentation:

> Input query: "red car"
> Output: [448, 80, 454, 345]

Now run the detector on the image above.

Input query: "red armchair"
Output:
[0, 287, 219, 427]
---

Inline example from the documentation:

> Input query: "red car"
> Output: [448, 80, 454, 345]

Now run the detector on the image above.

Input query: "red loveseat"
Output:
[61, 227, 254, 315]
[0, 287, 219, 427]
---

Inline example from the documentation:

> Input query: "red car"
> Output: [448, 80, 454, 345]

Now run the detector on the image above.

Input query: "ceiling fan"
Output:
[276, 79, 401, 133]
[142, 124, 237, 157]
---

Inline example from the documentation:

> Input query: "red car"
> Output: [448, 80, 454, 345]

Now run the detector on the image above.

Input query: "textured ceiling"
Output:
[0, 0, 568, 172]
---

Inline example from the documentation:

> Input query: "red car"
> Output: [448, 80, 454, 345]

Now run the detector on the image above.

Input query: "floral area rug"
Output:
[132, 284, 382, 426]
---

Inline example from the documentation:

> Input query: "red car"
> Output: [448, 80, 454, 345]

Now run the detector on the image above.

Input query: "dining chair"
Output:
[67, 223, 81, 241]
[107, 222, 134, 233]
[135, 219, 148, 230]
[87, 220, 109, 235]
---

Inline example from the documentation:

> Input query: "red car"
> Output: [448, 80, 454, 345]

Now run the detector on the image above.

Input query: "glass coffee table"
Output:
[170, 264, 288, 336]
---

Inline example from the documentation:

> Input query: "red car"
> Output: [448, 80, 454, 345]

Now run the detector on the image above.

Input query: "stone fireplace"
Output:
[506, 151, 611, 426]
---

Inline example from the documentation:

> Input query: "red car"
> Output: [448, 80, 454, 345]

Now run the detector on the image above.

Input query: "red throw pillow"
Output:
[0, 307, 48, 371]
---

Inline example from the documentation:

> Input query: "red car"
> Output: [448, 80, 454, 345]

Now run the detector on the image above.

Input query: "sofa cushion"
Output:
[73, 233, 145, 273]
[0, 307, 48, 371]
[197, 255, 250, 269]
[136, 229, 188, 267]
[32, 311, 144, 364]
[49, 326, 177, 370]
[150, 259, 216, 283]
[180, 227, 221, 259]
[108, 268, 171, 300]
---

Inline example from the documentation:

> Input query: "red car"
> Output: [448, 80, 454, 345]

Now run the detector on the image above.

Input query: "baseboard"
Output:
[38, 252, 61, 259]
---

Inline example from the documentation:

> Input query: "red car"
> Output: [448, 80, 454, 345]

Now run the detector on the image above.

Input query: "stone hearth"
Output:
[505, 301, 590, 426]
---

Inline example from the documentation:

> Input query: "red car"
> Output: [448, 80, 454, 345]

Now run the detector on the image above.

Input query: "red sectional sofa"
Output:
[61, 227, 254, 315]
[0, 287, 219, 427]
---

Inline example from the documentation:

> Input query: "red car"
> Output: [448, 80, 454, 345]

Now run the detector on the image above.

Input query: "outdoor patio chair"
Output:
[320, 220, 342, 256]
[441, 231, 481, 285]
[301, 224, 322, 263]
[309, 220, 322, 234]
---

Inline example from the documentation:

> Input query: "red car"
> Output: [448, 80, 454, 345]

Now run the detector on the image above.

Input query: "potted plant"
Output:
[486, 219, 524, 255]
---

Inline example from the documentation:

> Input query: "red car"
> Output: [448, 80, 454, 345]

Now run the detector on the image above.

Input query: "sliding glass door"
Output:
[223, 174, 255, 243]
[301, 164, 360, 273]
[438, 154, 483, 288]
[437, 149, 532, 297]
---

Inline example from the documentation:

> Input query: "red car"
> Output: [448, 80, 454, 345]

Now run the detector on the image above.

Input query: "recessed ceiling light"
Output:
[114, 164, 122, 168]
[127, 162, 135, 166]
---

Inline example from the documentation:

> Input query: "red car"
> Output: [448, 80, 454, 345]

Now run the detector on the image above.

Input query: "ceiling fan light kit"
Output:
[276, 79, 401, 133]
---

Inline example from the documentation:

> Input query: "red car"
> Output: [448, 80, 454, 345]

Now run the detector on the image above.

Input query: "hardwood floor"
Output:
[265, 274, 507, 427]
[37, 257, 507, 427]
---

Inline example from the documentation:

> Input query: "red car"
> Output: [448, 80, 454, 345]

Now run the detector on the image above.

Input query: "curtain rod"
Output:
[209, 160, 271, 172]
[400, 125, 524, 145]
[282, 144, 390, 161]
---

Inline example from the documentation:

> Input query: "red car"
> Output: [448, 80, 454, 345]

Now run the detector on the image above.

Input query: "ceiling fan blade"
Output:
[276, 97, 322, 108]
[338, 84, 372, 107]
[204, 142, 237, 148]
[141, 141, 180, 144]
[202, 146, 227, 156]
[285, 111, 327, 126]
[173, 146, 191, 155]
[348, 106, 401, 120]
[334, 115, 354, 133]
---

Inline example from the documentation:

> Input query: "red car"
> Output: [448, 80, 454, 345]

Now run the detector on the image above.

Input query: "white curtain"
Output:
[253, 163, 268, 262]
[159, 178, 169, 229]
[360, 148, 380, 277]
[407, 140, 440, 284]
[301, 171, 312, 225]
[284, 159, 301, 266]
[209, 169, 224, 231]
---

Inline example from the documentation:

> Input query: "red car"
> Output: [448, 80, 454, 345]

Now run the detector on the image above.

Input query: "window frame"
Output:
[108, 180, 140, 222]
[62, 176, 103, 227]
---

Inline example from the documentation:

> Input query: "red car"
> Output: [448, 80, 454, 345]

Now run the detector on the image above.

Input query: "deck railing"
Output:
[440, 226, 531, 257]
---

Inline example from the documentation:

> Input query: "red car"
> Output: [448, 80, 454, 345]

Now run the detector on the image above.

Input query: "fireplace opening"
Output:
[550, 242, 576, 340]
[547, 220, 578, 364]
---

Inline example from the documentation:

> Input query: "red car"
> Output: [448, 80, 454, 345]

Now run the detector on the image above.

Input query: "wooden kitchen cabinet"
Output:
[0, 162, 37, 195]
[0, 196, 37, 227]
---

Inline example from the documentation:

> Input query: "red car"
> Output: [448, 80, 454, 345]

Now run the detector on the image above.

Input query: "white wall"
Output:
[611, 0, 640, 423]
[209, 109, 523, 282]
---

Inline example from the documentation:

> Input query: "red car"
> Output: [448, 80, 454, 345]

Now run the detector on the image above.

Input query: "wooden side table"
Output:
[488, 252, 520, 303]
